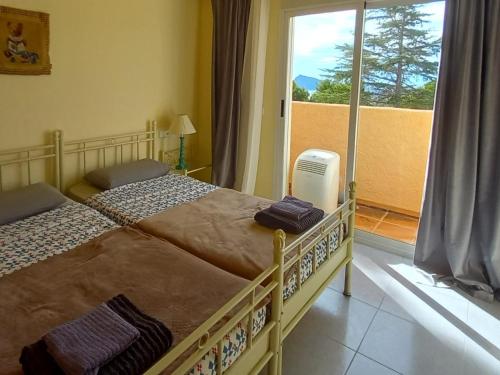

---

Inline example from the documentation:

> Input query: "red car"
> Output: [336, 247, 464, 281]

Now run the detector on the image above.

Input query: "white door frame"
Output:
[273, 0, 365, 203]
[273, 0, 440, 256]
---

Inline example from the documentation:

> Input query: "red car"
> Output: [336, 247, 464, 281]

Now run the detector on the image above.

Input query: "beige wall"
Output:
[0, 0, 201, 167]
[254, 0, 281, 198]
[193, 0, 213, 182]
[290, 102, 432, 214]
[193, 0, 285, 194]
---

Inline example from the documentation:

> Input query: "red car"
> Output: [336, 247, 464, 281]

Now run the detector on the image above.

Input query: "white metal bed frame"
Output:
[0, 131, 61, 191]
[1, 129, 355, 375]
[57, 125, 356, 374]
[59, 121, 157, 191]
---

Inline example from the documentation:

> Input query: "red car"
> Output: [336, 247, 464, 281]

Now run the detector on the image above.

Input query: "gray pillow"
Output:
[0, 183, 67, 225]
[85, 159, 169, 190]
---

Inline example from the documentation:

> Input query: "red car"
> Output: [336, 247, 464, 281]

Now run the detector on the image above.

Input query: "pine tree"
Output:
[318, 4, 441, 108]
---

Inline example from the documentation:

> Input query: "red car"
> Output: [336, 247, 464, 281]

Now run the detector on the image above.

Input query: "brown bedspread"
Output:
[137, 188, 299, 281]
[0, 226, 250, 375]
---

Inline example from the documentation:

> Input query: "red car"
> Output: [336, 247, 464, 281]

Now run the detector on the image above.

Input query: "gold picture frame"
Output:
[0, 6, 51, 75]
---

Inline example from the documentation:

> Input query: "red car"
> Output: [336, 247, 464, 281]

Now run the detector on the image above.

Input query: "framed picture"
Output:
[0, 6, 51, 75]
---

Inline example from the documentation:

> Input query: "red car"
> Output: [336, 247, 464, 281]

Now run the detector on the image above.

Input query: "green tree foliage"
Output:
[315, 4, 441, 109]
[400, 81, 437, 109]
[310, 80, 351, 104]
[292, 81, 310, 102]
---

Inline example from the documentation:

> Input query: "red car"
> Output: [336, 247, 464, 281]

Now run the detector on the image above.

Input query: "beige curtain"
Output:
[235, 0, 270, 194]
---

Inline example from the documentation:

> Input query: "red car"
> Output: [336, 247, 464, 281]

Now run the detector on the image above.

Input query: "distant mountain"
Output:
[294, 75, 320, 91]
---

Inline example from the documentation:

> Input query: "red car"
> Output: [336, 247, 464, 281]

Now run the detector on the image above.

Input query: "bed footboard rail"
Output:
[279, 182, 357, 342]
[144, 240, 285, 375]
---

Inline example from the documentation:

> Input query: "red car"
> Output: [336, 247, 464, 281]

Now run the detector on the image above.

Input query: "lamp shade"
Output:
[169, 114, 196, 136]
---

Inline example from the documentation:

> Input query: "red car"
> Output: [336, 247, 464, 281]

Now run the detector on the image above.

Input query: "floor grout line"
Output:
[356, 352, 404, 374]
[355, 205, 420, 245]
[326, 285, 383, 310]
[312, 289, 382, 354]
[343, 351, 357, 375]
[352, 301, 405, 375]
[355, 303, 380, 353]
[371, 218, 384, 233]
[380, 210, 390, 221]
[378, 293, 386, 310]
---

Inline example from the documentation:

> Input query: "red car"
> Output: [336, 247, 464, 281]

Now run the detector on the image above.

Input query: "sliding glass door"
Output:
[355, 1, 444, 246]
[286, 8, 360, 200]
[278, 0, 445, 254]
[275, 1, 364, 203]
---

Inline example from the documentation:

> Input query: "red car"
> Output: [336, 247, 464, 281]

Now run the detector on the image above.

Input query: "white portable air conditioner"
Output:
[292, 149, 340, 213]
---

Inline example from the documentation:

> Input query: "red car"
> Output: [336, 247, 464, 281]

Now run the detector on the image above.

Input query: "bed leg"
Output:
[344, 181, 356, 297]
[343, 258, 352, 297]
[268, 344, 283, 375]
[269, 230, 285, 375]
[278, 345, 283, 375]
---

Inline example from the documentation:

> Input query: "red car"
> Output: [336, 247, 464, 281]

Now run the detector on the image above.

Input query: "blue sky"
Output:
[292, 1, 445, 80]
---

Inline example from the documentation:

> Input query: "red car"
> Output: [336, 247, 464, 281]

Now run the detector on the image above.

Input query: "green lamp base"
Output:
[176, 135, 187, 170]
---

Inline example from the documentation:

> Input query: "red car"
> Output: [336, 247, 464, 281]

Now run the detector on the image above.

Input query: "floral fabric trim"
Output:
[188, 306, 267, 375]
[283, 224, 343, 301]
[0, 202, 118, 277]
[85, 174, 217, 225]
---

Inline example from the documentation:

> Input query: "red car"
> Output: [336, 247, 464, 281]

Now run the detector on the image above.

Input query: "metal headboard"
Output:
[0, 131, 61, 192]
[61, 121, 157, 191]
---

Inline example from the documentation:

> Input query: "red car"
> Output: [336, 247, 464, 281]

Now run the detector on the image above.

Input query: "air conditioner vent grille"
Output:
[296, 159, 327, 176]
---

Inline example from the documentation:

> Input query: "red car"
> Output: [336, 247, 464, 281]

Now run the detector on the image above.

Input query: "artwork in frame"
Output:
[0, 6, 51, 75]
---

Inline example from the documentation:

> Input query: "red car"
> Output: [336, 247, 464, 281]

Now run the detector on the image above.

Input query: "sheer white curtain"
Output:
[235, 0, 270, 194]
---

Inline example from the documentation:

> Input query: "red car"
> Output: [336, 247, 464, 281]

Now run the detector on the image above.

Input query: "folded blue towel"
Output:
[44, 304, 140, 375]
[270, 201, 312, 221]
[270, 196, 315, 221]
[255, 206, 324, 234]
[283, 195, 313, 208]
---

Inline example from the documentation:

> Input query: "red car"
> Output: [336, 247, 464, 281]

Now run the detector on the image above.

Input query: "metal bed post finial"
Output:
[269, 229, 286, 375]
[344, 181, 357, 297]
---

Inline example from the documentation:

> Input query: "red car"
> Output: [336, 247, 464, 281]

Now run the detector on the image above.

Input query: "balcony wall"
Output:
[290, 101, 433, 215]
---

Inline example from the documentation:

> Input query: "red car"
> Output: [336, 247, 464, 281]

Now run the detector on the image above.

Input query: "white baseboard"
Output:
[354, 229, 415, 259]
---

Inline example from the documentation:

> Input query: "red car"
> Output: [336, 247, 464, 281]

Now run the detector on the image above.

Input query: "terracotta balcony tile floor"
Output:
[355, 204, 419, 245]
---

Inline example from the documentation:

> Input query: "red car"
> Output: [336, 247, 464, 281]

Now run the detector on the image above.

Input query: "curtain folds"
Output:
[211, 0, 252, 188]
[235, 0, 270, 194]
[415, 0, 500, 301]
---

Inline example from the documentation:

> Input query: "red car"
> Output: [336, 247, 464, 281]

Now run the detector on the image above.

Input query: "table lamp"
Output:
[169, 114, 196, 170]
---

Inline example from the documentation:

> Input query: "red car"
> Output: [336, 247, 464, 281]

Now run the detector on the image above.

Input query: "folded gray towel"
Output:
[44, 304, 140, 375]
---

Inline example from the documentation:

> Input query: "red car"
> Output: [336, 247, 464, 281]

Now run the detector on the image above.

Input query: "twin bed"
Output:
[0, 126, 356, 375]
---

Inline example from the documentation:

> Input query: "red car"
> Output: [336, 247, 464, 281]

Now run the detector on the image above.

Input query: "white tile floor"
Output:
[282, 243, 500, 375]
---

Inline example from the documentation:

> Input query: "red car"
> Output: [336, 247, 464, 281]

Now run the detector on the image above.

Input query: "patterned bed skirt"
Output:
[283, 223, 343, 301]
[189, 222, 344, 375]
[188, 306, 267, 375]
